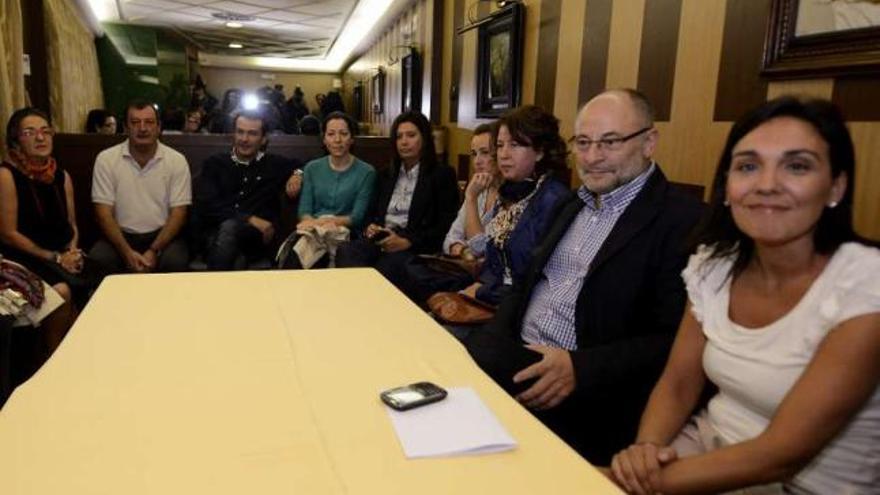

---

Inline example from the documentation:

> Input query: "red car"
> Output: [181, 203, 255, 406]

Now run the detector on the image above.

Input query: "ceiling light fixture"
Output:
[226, 22, 243, 28]
[229, 43, 243, 49]
[324, 0, 394, 66]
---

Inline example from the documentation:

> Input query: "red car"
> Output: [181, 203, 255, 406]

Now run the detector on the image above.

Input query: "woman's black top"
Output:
[0, 162, 73, 252]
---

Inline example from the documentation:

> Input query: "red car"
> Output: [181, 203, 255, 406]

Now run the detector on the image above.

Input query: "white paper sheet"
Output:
[385, 387, 517, 458]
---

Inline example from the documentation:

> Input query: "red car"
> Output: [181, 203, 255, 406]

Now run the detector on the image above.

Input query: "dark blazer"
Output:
[487, 166, 704, 462]
[368, 161, 460, 254]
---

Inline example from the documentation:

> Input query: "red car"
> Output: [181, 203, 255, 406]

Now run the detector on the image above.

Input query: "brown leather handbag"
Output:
[416, 254, 482, 280]
[427, 292, 495, 325]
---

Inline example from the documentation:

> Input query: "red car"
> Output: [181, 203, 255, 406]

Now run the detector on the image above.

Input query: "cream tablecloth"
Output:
[0, 269, 620, 494]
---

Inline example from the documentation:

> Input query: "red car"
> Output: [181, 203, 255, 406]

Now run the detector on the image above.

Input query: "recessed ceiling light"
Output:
[226, 22, 242, 28]
[229, 43, 243, 49]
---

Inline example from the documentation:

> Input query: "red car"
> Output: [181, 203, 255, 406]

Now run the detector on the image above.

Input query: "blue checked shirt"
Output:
[520, 164, 656, 350]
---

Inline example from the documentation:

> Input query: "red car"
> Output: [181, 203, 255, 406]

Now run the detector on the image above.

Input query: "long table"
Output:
[0, 269, 620, 494]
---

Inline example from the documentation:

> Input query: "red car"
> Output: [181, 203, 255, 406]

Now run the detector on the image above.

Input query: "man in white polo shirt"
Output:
[89, 100, 192, 273]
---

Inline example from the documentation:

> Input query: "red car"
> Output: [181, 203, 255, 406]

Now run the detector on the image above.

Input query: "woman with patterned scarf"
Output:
[0, 108, 98, 318]
[459, 105, 570, 306]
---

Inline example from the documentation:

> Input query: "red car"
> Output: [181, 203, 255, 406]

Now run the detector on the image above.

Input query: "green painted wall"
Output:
[95, 23, 190, 122]
[157, 31, 190, 111]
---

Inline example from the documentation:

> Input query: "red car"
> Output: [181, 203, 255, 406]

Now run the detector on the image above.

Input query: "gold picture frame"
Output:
[763, 0, 880, 77]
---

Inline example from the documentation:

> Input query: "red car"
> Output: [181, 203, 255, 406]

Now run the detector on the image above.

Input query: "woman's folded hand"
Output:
[611, 442, 677, 495]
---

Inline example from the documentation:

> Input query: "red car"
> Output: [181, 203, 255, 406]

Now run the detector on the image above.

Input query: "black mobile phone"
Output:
[370, 229, 391, 244]
[380, 382, 448, 411]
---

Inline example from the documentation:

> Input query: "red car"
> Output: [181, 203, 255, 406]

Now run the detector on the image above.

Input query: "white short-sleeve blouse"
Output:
[683, 242, 880, 494]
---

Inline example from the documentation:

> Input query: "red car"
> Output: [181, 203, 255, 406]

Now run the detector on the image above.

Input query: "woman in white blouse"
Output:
[611, 96, 880, 494]
[396, 123, 501, 306]
[443, 122, 501, 258]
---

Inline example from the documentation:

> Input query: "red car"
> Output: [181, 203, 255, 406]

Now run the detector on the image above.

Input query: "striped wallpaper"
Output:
[347, 0, 880, 239]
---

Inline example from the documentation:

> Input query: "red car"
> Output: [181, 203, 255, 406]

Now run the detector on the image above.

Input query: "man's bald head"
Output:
[577, 88, 655, 131]
[573, 88, 658, 194]
[612, 89, 654, 127]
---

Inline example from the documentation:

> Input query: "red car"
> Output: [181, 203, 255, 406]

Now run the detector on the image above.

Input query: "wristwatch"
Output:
[52, 251, 62, 264]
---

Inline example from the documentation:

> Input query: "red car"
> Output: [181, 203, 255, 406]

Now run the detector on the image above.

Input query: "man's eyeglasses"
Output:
[19, 127, 55, 139]
[569, 127, 652, 153]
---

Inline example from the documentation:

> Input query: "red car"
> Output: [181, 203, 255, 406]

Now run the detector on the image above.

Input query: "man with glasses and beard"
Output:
[464, 89, 704, 465]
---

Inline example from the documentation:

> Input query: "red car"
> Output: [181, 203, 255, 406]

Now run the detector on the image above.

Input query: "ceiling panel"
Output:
[239, 18, 286, 28]
[295, 1, 351, 15]
[271, 22, 321, 33]
[241, 0, 314, 7]
[304, 17, 344, 29]
[260, 10, 314, 22]
[153, 11, 209, 23]
[202, 1, 267, 15]
[123, 5, 162, 18]
[178, 6, 225, 17]
[113, 0, 359, 59]
[125, 0, 183, 10]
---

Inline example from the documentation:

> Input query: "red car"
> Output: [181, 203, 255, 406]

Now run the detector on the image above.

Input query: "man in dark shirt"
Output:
[195, 110, 302, 270]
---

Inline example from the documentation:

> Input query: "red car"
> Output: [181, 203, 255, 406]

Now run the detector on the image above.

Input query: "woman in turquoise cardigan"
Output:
[297, 112, 376, 231]
[281, 112, 376, 268]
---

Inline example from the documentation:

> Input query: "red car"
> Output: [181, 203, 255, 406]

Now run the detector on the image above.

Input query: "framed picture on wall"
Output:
[476, 3, 524, 118]
[763, 0, 880, 77]
[352, 82, 364, 121]
[371, 69, 385, 115]
[401, 49, 422, 113]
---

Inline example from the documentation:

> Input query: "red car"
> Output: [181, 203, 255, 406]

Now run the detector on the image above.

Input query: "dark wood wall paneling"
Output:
[449, 0, 465, 122]
[430, 0, 445, 124]
[578, 0, 612, 107]
[714, 0, 771, 121]
[457, 153, 470, 181]
[20, 0, 51, 114]
[534, 0, 562, 112]
[637, 0, 683, 121]
[417, 0, 427, 116]
[833, 75, 880, 121]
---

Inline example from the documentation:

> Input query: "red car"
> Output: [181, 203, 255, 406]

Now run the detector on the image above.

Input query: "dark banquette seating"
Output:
[52, 133, 705, 253]
[52, 133, 393, 250]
